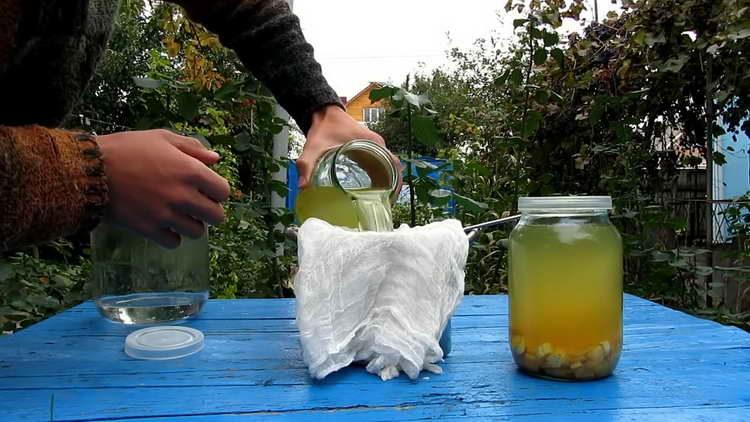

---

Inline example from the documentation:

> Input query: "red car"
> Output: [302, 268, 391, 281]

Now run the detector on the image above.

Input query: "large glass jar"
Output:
[508, 196, 622, 381]
[90, 223, 209, 324]
[295, 139, 400, 232]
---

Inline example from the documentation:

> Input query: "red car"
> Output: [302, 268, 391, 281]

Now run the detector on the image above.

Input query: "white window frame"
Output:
[363, 107, 385, 123]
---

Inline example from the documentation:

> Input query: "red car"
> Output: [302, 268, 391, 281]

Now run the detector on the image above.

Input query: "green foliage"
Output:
[466, 229, 510, 295]
[391, 204, 433, 228]
[209, 146, 295, 299]
[369, 85, 440, 157]
[412, 115, 441, 146]
[370, 83, 488, 227]
[0, 242, 89, 333]
[68, 0, 161, 132]
[723, 195, 750, 253]
[373, 0, 750, 309]
[210, 200, 293, 299]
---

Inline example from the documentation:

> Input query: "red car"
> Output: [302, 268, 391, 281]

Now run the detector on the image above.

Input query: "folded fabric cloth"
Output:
[293, 218, 468, 381]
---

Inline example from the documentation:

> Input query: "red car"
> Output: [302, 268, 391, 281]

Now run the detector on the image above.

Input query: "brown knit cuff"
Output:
[71, 131, 110, 233]
[0, 126, 109, 251]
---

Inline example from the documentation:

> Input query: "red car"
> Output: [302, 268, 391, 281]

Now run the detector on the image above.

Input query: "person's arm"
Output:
[0, 126, 231, 251]
[171, 0, 400, 187]
[0, 125, 108, 251]
[171, 0, 342, 135]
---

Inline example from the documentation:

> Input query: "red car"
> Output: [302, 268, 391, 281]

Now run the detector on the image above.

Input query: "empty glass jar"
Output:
[508, 196, 623, 381]
[90, 223, 209, 324]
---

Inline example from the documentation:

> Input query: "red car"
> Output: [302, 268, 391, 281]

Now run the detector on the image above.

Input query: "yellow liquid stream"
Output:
[295, 186, 393, 232]
[509, 222, 623, 380]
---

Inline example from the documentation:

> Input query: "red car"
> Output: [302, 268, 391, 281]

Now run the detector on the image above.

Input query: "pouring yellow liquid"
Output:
[509, 222, 623, 380]
[295, 186, 393, 232]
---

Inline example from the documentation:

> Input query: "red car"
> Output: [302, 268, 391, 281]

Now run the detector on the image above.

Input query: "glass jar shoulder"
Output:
[510, 214, 621, 247]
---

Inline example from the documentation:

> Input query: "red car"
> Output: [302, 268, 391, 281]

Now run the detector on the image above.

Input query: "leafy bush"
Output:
[391, 203, 434, 228]
[369, 1, 750, 329]
[209, 146, 295, 299]
[0, 242, 88, 333]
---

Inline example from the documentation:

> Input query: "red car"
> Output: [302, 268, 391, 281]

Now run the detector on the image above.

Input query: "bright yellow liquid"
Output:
[295, 186, 393, 232]
[509, 222, 623, 380]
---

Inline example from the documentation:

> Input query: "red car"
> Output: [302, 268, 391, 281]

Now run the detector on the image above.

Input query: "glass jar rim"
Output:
[518, 196, 612, 212]
[331, 139, 399, 200]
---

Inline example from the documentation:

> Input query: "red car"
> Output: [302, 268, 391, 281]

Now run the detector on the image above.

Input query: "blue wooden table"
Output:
[1, 295, 749, 421]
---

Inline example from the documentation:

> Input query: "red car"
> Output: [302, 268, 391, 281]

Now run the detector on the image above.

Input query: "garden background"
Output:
[2, 0, 749, 334]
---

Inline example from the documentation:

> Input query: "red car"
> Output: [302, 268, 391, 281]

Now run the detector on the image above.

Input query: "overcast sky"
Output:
[294, 0, 623, 100]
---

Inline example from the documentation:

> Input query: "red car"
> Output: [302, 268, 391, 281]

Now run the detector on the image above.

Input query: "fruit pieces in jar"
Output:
[510, 335, 620, 380]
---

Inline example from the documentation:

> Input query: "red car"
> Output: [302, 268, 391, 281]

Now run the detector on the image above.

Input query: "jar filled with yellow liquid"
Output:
[295, 139, 400, 232]
[508, 196, 622, 381]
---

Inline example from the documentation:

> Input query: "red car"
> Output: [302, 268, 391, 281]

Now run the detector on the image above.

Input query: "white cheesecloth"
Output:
[293, 218, 468, 380]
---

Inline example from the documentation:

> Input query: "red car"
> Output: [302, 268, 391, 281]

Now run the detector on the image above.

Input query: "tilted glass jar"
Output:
[310, 139, 400, 199]
[508, 196, 623, 381]
[295, 139, 400, 232]
[90, 223, 209, 325]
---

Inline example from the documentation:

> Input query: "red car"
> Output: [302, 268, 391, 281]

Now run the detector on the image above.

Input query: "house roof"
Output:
[346, 82, 385, 107]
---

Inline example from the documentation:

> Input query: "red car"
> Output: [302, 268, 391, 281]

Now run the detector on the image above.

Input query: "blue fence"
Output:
[712, 118, 750, 241]
[286, 159, 300, 211]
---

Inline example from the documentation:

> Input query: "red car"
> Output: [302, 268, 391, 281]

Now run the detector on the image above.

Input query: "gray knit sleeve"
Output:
[172, 0, 343, 134]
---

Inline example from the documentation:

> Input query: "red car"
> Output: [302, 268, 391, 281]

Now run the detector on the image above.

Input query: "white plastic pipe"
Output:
[271, 104, 290, 212]
[271, 0, 293, 212]
[270, 0, 294, 256]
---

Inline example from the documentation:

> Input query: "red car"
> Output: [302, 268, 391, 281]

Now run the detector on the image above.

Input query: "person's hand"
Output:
[96, 129, 231, 248]
[296, 105, 401, 188]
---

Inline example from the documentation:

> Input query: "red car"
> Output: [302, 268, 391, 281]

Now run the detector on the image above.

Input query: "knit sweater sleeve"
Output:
[0, 126, 109, 251]
[170, 0, 343, 134]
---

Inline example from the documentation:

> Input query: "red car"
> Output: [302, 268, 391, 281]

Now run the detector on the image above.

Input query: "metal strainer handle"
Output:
[463, 214, 521, 234]
[285, 214, 521, 242]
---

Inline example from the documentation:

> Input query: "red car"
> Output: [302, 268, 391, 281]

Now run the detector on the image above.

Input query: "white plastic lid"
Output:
[125, 326, 204, 360]
[518, 196, 612, 211]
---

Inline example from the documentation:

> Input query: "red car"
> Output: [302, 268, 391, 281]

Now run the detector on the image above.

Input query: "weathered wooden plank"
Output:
[1, 343, 748, 394]
[2, 296, 714, 342]
[95, 405, 750, 422]
[24, 294, 656, 317]
[0, 295, 748, 422]
[2, 368, 749, 422]
[1, 320, 746, 380]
